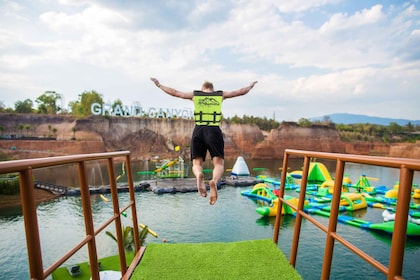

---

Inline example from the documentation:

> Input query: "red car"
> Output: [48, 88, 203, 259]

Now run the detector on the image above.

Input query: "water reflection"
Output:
[29, 158, 419, 191]
[30, 158, 308, 188]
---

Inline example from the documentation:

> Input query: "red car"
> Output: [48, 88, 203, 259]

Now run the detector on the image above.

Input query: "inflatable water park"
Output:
[240, 161, 420, 237]
[137, 156, 189, 179]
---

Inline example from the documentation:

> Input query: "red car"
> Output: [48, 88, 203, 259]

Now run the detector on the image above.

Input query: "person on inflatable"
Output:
[150, 77, 257, 205]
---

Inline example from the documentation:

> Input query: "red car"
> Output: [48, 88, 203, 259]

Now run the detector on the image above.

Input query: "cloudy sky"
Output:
[0, 0, 419, 121]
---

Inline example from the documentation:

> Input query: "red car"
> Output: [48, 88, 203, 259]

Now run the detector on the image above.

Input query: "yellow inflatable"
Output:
[389, 182, 420, 199]
[340, 193, 367, 211]
[256, 196, 306, 217]
[139, 223, 158, 238]
[385, 189, 398, 199]
[100, 194, 110, 202]
[319, 180, 349, 195]
[413, 189, 420, 199]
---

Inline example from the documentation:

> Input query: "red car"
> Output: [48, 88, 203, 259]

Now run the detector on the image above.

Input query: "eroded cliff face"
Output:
[251, 123, 346, 159]
[221, 123, 265, 158]
[74, 116, 194, 160]
[1, 114, 418, 160]
[389, 143, 420, 159]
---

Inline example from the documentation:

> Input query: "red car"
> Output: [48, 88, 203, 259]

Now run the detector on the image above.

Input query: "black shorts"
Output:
[191, 125, 224, 161]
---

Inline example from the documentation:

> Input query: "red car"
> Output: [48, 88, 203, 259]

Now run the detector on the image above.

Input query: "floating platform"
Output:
[223, 177, 263, 187]
[64, 182, 151, 196]
[146, 178, 223, 194]
[36, 178, 228, 196]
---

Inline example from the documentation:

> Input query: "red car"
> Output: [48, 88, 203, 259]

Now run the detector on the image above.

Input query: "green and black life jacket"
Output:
[193, 91, 223, 126]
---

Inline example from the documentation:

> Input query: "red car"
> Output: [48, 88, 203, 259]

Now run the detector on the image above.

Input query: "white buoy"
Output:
[231, 156, 250, 176]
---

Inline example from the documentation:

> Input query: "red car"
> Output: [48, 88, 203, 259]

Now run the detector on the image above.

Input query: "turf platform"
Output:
[52, 239, 301, 279]
[131, 239, 302, 279]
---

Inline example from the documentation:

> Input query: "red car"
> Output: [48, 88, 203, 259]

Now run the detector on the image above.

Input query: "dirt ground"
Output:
[0, 189, 60, 210]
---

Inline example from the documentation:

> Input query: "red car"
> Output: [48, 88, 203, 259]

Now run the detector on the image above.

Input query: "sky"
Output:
[0, 0, 419, 122]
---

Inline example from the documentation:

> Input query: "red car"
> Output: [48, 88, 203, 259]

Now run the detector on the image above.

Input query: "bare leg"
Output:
[209, 156, 224, 205]
[192, 158, 206, 197]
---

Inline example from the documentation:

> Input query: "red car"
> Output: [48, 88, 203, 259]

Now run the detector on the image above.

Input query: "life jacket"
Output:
[193, 90, 223, 126]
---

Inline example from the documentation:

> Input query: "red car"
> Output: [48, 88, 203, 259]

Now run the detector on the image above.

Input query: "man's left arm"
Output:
[223, 81, 258, 99]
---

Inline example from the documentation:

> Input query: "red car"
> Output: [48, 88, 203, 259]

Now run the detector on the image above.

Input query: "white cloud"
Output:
[187, 0, 228, 25]
[57, 0, 91, 6]
[276, 0, 342, 13]
[0, 0, 418, 121]
[2, 0, 29, 21]
[40, 4, 131, 33]
[319, 4, 384, 33]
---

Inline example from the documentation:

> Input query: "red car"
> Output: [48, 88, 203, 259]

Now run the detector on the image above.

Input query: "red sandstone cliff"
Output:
[251, 122, 346, 159]
[0, 114, 418, 160]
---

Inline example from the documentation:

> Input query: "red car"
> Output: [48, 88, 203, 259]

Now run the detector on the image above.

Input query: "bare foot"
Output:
[197, 173, 207, 197]
[209, 180, 218, 205]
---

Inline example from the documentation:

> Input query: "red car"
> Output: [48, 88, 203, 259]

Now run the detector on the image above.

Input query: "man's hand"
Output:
[150, 77, 160, 87]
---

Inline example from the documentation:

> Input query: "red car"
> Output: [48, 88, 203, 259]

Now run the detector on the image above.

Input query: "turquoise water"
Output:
[0, 160, 419, 279]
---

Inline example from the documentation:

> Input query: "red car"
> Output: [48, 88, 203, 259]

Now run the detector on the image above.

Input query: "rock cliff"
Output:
[0, 114, 418, 160]
[252, 122, 346, 159]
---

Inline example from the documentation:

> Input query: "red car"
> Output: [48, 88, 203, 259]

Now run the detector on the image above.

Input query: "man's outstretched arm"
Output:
[150, 77, 193, 100]
[223, 81, 258, 99]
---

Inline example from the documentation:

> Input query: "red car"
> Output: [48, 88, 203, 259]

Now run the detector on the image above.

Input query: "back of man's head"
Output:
[201, 81, 214, 91]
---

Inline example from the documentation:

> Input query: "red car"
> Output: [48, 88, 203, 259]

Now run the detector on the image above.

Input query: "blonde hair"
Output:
[201, 81, 214, 91]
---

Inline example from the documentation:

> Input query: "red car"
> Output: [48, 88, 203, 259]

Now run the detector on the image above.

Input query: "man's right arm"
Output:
[150, 77, 193, 100]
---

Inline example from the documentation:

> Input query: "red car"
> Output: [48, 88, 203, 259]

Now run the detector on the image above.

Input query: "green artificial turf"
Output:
[131, 239, 302, 280]
[51, 252, 134, 280]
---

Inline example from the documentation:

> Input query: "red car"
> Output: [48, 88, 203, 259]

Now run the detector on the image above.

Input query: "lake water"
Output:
[0, 159, 419, 279]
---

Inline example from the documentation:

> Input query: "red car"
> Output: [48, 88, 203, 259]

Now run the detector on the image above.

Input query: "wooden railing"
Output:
[3, 149, 418, 279]
[273, 149, 420, 280]
[0, 151, 142, 280]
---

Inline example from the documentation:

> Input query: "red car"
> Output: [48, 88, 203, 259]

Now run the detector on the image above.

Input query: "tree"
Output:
[25, 124, 30, 136]
[112, 99, 123, 111]
[0, 101, 13, 113]
[18, 123, 24, 137]
[224, 114, 279, 131]
[70, 90, 104, 117]
[298, 118, 312, 127]
[228, 115, 242, 124]
[405, 122, 415, 133]
[388, 122, 402, 135]
[15, 99, 33, 113]
[36, 91, 62, 114]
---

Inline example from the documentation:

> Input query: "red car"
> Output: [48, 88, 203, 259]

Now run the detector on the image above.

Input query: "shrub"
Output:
[0, 173, 19, 195]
